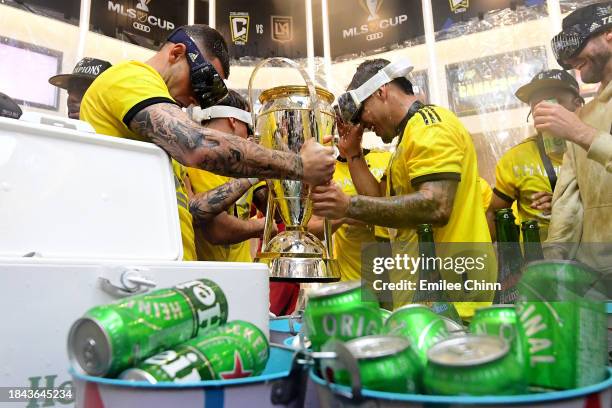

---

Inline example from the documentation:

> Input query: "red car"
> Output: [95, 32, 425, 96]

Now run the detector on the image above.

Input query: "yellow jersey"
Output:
[80, 61, 196, 261]
[333, 150, 391, 281]
[478, 177, 492, 212]
[493, 136, 561, 240]
[387, 103, 496, 317]
[187, 168, 255, 262]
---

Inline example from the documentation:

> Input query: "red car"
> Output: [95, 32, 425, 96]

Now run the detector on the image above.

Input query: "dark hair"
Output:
[217, 89, 250, 112]
[347, 59, 413, 95]
[181, 24, 230, 79]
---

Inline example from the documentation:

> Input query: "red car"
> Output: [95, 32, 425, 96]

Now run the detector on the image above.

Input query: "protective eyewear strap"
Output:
[197, 105, 253, 127]
[350, 59, 414, 103]
[167, 28, 211, 72]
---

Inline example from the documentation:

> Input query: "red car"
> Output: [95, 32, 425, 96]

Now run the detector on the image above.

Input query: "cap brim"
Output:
[515, 78, 578, 103]
[48, 73, 95, 90]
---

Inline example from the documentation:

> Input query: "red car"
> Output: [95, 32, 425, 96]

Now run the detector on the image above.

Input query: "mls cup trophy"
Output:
[249, 58, 339, 282]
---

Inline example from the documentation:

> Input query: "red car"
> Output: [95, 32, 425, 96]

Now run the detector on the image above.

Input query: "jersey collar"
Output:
[395, 100, 425, 142]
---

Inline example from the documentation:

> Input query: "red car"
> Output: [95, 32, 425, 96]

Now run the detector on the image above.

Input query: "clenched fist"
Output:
[300, 136, 335, 186]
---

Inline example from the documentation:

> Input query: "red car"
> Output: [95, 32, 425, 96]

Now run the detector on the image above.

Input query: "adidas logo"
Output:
[188, 52, 198, 62]
[590, 21, 601, 31]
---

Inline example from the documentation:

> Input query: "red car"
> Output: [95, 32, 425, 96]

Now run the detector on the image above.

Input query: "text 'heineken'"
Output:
[68, 278, 228, 377]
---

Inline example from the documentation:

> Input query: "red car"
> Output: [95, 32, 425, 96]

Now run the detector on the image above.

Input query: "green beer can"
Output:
[379, 308, 392, 323]
[424, 335, 526, 395]
[68, 278, 228, 377]
[321, 335, 420, 393]
[121, 321, 268, 383]
[304, 281, 382, 351]
[469, 304, 526, 372]
[384, 304, 448, 367]
[516, 260, 607, 390]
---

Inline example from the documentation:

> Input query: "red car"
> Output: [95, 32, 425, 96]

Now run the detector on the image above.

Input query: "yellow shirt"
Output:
[187, 168, 255, 262]
[80, 61, 196, 261]
[333, 150, 391, 281]
[387, 104, 496, 317]
[493, 136, 562, 240]
[478, 177, 492, 212]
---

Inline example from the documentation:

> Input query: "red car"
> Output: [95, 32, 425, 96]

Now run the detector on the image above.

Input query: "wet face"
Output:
[357, 87, 397, 143]
[66, 78, 93, 120]
[566, 31, 612, 84]
[529, 87, 582, 112]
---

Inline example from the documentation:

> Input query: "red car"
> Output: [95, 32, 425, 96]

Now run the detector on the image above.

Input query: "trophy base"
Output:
[256, 229, 340, 282]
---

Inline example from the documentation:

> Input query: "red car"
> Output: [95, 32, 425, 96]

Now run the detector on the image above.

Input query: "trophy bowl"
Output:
[253, 82, 339, 282]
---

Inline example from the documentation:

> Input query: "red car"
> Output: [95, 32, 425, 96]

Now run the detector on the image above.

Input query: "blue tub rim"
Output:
[309, 367, 612, 404]
[70, 346, 293, 389]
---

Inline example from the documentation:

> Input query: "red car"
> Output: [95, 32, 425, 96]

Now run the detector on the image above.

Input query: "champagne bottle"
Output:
[494, 209, 524, 304]
[521, 220, 544, 264]
[414, 224, 462, 323]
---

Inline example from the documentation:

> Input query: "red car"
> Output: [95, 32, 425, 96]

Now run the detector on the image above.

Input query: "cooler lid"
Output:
[0, 116, 183, 260]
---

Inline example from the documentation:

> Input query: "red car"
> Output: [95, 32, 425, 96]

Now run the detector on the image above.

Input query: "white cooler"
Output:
[0, 117, 270, 407]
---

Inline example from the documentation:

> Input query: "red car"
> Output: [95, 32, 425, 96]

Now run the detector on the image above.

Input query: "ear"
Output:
[606, 30, 612, 42]
[168, 43, 187, 64]
[377, 85, 388, 102]
[227, 117, 237, 132]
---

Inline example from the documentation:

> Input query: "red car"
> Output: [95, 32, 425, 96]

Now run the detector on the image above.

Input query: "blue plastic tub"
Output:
[70, 346, 305, 408]
[310, 367, 612, 407]
[270, 316, 302, 345]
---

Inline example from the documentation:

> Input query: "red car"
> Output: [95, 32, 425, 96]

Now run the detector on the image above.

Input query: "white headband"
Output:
[194, 105, 253, 127]
[348, 59, 414, 106]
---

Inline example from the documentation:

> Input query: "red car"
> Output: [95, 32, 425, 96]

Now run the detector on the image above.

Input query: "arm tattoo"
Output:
[130, 103, 303, 179]
[346, 180, 458, 228]
[189, 178, 252, 222]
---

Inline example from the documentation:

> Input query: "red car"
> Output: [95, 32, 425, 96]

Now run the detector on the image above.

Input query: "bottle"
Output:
[521, 220, 544, 264]
[541, 98, 567, 158]
[414, 224, 462, 324]
[493, 209, 524, 304]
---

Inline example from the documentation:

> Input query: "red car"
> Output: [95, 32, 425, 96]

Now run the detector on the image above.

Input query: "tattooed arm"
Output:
[129, 103, 335, 184]
[312, 180, 458, 228]
[189, 178, 254, 222]
[200, 212, 266, 245]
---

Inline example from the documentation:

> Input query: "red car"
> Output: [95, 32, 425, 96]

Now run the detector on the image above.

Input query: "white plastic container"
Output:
[0, 116, 269, 407]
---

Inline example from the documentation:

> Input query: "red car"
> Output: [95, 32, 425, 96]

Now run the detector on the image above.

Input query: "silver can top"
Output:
[308, 280, 361, 299]
[345, 335, 410, 359]
[67, 316, 113, 376]
[120, 368, 158, 384]
[427, 335, 509, 367]
[440, 316, 465, 335]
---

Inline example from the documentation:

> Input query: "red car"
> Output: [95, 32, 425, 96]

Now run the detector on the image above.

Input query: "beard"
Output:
[580, 44, 612, 84]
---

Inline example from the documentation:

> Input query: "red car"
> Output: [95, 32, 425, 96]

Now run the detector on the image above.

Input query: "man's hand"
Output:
[530, 191, 553, 216]
[337, 117, 364, 160]
[533, 101, 598, 150]
[311, 182, 351, 219]
[300, 137, 335, 186]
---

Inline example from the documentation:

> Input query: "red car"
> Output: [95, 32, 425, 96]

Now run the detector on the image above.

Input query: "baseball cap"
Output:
[551, 2, 612, 69]
[0, 92, 22, 119]
[48, 57, 112, 90]
[515, 69, 581, 103]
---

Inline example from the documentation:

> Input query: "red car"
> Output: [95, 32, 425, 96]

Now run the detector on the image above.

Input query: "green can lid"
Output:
[120, 368, 158, 383]
[345, 335, 410, 359]
[427, 335, 509, 367]
[309, 280, 361, 299]
[67, 316, 114, 377]
[391, 303, 430, 314]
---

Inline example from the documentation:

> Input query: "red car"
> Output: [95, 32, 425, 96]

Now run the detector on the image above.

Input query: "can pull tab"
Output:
[98, 267, 157, 298]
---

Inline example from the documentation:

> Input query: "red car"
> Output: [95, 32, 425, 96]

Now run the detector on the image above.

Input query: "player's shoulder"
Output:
[507, 135, 539, 155]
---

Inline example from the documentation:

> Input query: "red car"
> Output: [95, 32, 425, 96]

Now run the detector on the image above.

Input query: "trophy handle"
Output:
[247, 57, 322, 144]
[261, 185, 276, 250]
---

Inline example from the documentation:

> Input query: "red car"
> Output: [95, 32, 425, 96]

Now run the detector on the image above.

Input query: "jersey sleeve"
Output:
[403, 118, 463, 187]
[104, 64, 178, 128]
[492, 152, 517, 203]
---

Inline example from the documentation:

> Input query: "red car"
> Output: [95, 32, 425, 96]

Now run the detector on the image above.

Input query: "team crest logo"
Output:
[449, 0, 469, 13]
[271, 16, 293, 42]
[230, 12, 249, 45]
[359, 0, 383, 21]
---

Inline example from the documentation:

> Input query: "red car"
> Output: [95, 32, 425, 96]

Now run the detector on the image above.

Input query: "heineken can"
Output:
[517, 260, 607, 389]
[303, 281, 382, 351]
[321, 335, 420, 393]
[121, 321, 268, 383]
[430, 302, 462, 325]
[383, 304, 448, 367]
[441, 316, 465, 337]
[379, 308, 392, 323]
[68, 278, 228, 377]
[424, 335, 526, 395]
[469, 304, 526, 370]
